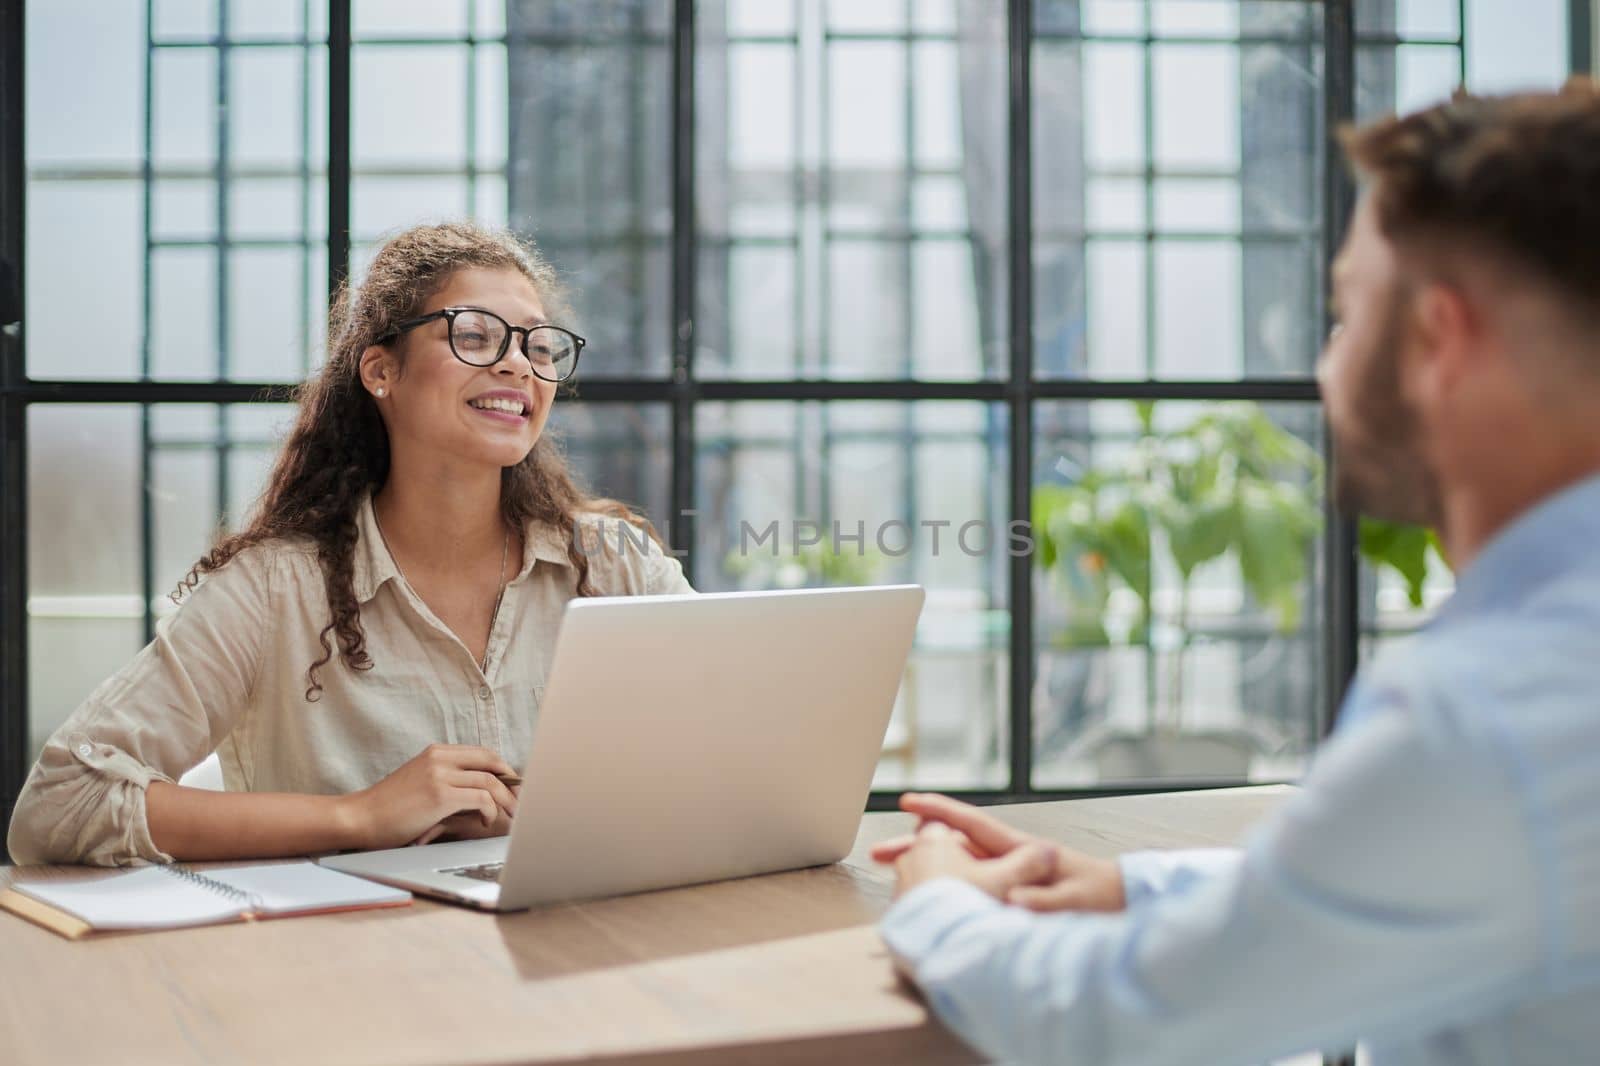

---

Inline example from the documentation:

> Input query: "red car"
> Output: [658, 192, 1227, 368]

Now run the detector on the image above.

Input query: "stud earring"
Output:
[375, 387, 386, 398]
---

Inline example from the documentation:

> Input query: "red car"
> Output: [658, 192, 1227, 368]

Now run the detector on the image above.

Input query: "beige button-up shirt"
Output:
[7, 496, 692, 866]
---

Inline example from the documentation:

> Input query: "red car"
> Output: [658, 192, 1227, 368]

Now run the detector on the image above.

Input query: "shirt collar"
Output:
[352, 493, 401, 605]
[1432, 470, 1600, 626]
[518, 520, 574, 580]
[353, 492, 574, 605]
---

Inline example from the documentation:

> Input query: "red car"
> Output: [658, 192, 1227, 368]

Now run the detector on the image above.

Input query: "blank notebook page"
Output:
[203, 863, 410, 915]
[15, 867, 247, 930]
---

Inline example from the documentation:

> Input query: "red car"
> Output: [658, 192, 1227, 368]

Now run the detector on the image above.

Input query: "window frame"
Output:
[2, 0, 1590, 854]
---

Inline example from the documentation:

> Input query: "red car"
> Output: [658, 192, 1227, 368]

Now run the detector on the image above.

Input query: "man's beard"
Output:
[1329, 293, 1442, 527]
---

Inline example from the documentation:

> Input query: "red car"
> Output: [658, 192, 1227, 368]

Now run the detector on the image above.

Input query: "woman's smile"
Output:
[467, 388, 533, 425]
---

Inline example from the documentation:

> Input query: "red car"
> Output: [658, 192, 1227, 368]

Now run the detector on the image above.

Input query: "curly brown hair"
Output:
[177, 221, 654, 701]
[1339, 76, 1600, 328]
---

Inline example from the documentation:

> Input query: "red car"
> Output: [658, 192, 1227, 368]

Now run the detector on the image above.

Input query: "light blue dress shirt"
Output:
[881, 473, 1600, 1065]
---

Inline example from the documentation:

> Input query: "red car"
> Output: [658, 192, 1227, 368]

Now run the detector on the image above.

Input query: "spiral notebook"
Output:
[0, 862, 411, 940]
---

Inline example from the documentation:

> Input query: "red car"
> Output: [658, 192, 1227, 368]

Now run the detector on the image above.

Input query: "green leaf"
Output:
[1031, 484, 1078, 574]
[1162, 495, 1237, 578]
[1134, 400, 1157, 434]
[1101, 497, 1152, 611]
[1236, 481, 1313, 631]
[1359, 517, 1432, 607]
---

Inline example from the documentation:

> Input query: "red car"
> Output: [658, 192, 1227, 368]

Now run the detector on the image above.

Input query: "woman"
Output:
[8, 222, 690, 866]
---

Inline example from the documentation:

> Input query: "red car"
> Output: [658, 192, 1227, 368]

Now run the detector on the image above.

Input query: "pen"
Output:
[497, 773, 522, 788]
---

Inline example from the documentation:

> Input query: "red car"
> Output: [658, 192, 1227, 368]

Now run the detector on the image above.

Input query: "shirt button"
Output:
[478, 686, 491, 700]
[77, 743, 93, 757]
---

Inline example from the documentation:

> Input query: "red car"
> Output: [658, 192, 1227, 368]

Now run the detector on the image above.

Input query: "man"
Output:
[874, 81, 1600, 1065]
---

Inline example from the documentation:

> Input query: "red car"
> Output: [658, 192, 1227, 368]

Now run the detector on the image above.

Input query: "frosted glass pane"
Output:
[1155, 241, 1242, 378]
[230, 48, 305, 166]
[230, 248, 309, 381]
[1154, 45, 1240, 169]
[353, 46, 468, 166]
[25, 182, 143, 379]
[26, 0, 145, 165]
[1087, 240, 1146, 378]
[829, 44, 907, 167]
[149, 248, 219, 379]
[1084, 44, 1144, 168]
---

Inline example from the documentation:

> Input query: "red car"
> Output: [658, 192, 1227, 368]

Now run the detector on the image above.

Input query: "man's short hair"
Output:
[1340, 77, 1600, 325]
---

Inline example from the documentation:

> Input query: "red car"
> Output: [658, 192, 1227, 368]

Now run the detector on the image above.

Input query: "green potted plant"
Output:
[1033, 401, 1322, 780]
[1034, 401, 1452, 781]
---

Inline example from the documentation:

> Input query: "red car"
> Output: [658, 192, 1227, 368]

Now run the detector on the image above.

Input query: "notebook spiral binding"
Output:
[165, 865, 267, 912]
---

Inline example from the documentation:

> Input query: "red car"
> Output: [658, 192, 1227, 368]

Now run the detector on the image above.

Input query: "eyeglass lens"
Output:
[449, 310, 579, 380]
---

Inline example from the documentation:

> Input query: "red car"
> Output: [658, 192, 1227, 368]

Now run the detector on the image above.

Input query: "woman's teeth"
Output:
[469, 397, 525, 415]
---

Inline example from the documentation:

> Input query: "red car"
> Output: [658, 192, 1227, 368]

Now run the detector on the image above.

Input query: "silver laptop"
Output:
[319, 584, 925, 911]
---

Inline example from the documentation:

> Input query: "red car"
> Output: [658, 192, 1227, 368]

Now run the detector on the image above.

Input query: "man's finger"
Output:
[870, 834, 918, 863]
[975, 844, 1057, 898]
[896, 823, 967, 871]
[900, 793, 1028, 856]
[1007, 881, 1094, 912]
[874, 828, 985, 865]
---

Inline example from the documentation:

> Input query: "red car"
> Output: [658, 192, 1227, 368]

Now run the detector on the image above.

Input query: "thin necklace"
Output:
[373, 507, 509, 676]
[482, 528, 509, 675]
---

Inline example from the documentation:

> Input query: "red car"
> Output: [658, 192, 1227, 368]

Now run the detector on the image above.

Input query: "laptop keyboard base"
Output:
[439, 861, 504, 883]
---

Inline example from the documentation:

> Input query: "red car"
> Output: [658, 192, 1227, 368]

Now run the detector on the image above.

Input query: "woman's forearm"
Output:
[145, 781, 373, 860]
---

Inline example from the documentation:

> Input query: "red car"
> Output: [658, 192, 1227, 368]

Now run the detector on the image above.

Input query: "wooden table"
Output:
[0, 785, 1291, 1066]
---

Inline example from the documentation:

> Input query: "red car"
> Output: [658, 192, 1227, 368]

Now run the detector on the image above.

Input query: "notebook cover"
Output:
[0, 868, 411, 941]
[252, 897, 413, 921]
[1, 888, 115, 941]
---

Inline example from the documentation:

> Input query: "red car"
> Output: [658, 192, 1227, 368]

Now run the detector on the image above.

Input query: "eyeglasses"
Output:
[381, 307, 585, 382]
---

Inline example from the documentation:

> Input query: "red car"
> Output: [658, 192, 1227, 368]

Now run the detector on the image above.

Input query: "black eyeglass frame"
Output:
[381, 306, 586, 382]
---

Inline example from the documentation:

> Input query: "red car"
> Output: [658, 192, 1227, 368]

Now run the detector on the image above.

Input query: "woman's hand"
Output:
[410, 784, 520, 846]
[871, 792, 1126, 912]
[342, 743, 518, 850]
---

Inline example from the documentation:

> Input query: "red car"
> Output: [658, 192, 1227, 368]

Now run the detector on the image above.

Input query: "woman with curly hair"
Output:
[9, 221, 689, 865]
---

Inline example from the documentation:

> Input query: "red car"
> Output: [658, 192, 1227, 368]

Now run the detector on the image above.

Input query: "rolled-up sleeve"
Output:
[645, 541, 694, 596]
[7, 549, 274, 866]
[578, 513, 695, 596]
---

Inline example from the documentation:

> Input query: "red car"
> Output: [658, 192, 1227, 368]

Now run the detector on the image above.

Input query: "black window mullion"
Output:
[140, 407, 156, 643]
[0, 0, 25, 857]
[1322, 0, 1360, 746]
[628, 7, 647, 373]
[1572, 0, 1594, 74]
[864, 779, 1258, 811]
[1006, 0, 1034, 796]
[328, 0, 352, 302]
[671, 0, 697, 580]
